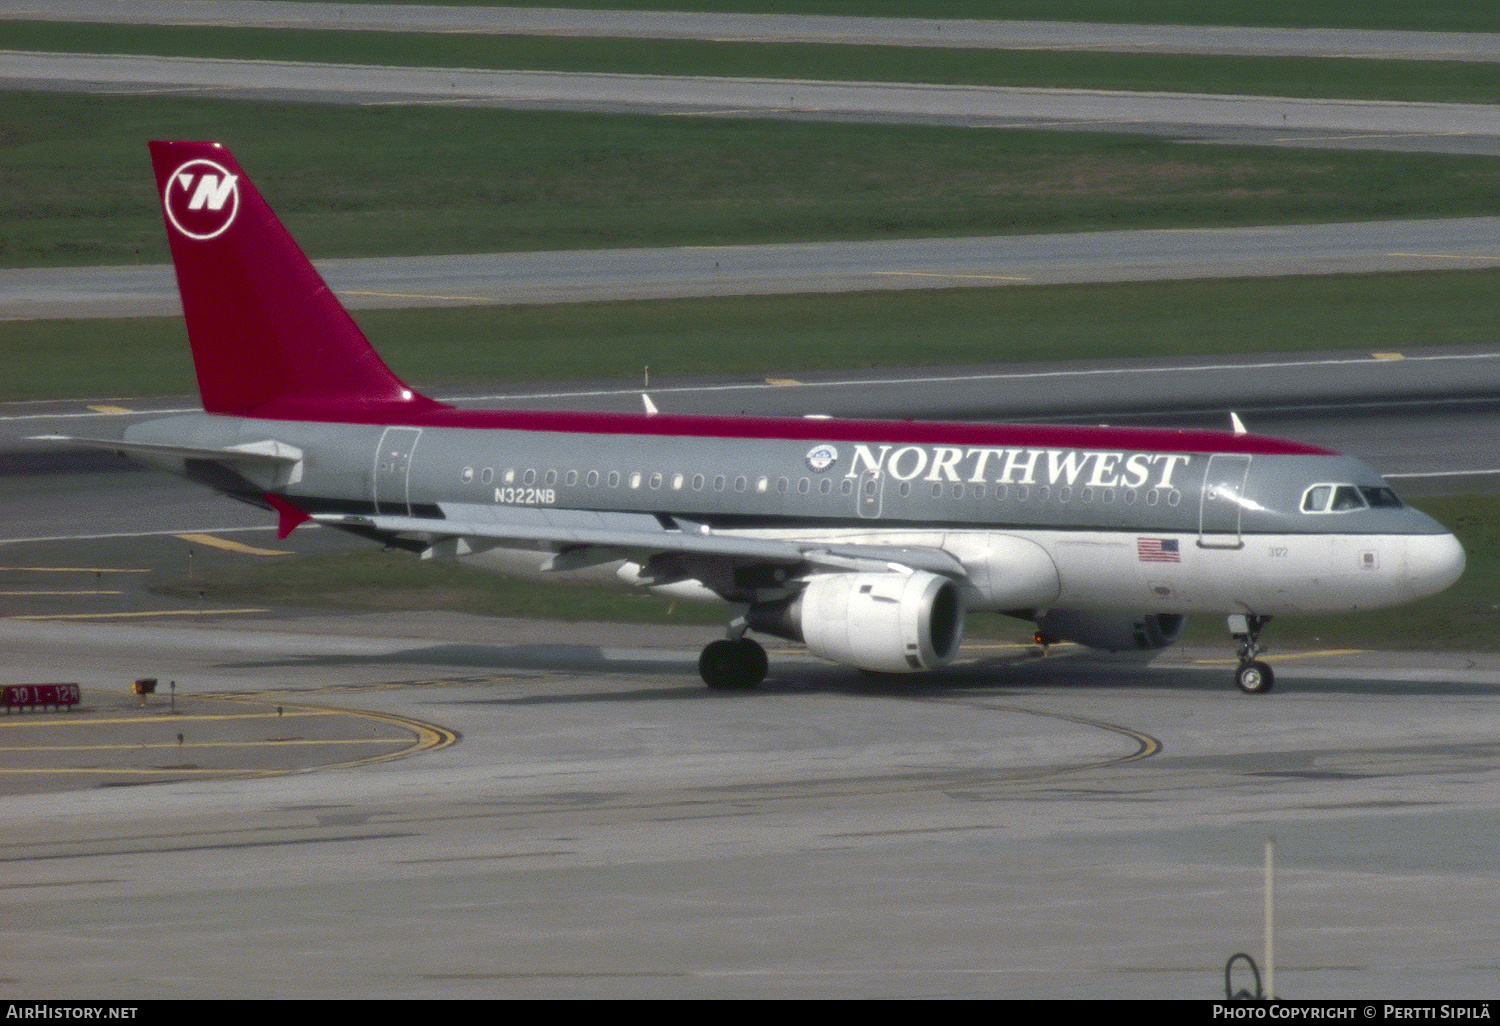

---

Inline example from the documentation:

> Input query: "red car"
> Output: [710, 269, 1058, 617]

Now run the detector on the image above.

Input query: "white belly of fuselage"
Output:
[459, 525, 1463, 617]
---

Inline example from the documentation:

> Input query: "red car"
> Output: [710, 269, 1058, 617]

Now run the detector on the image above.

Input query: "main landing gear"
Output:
[699, 638, 767, 690]
[1230, 613, 1274, 693]
[699, 611, 768, 690]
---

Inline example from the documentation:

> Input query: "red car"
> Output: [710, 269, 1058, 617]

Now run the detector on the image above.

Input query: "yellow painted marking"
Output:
[86, 404, 132, 414]
[872, 270, 1031, 282]
[361, 98, 481, 107]
[0, 766, 283, 776]
[0, 567, 150, 574]
[1371, 352, 1405, 360]
[3, 739, 408, 752]
[1276, 132, 1468, 144]
[0, 590, 121, 596]
[1192, 648, 1367, 666]
[1387, 252, 1500, 263]
[7, 608, 270, 621]
[0, 711, 336, 729]
[342, 289, 495, 303]
[1, 697, 457, 778]
[764, 377, 801, 386]
[175, 533, 292, 556]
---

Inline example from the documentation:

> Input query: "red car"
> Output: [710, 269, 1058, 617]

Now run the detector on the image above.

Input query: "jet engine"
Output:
[1031, 610, 1186, 652]
[749, 571, 964, 673]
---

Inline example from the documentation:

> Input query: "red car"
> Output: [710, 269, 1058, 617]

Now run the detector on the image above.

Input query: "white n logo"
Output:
[165, 159, 241, 240]
[184, 173, 238, 211]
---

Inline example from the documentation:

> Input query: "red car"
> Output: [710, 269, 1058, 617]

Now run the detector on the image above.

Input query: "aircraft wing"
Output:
[312, 503, 970, 581]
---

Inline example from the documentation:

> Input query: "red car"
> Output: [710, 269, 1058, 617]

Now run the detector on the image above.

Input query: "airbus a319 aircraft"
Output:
[46, 142, 1466, 693]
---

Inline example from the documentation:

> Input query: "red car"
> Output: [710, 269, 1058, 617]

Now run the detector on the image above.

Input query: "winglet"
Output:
[264, 492, 311, 539]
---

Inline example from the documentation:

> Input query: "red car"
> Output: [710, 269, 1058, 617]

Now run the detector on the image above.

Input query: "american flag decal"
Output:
[1137, 537, 1180, 562]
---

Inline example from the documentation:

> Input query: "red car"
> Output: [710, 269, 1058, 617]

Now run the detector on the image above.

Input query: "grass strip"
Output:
[6, 93, 1500, 268]
[7, 20, 1500, 105]
[4, 268, 1498, 402]
[149, 494, 1499, 652]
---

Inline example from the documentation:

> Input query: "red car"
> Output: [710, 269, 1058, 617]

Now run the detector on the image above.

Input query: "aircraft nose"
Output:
[1406, 531, 1466, 599]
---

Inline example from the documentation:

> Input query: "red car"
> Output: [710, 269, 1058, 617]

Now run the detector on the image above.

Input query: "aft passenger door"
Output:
[1199, 454, 1250, 549]
[373, 427, 422, 516]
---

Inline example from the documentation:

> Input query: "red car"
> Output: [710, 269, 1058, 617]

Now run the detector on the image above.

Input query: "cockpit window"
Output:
[1302, 483, 1397, 514]
[1330, 485, 1365, 511]
[1360, 486, 1404, 508]
[1301, 485, 1331, 513]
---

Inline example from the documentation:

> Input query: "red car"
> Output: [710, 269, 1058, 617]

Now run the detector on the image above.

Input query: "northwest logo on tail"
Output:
[163, 159, 240, 240]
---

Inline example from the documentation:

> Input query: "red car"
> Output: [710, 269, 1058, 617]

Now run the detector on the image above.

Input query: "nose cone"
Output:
[1405, 531, 1466, 601]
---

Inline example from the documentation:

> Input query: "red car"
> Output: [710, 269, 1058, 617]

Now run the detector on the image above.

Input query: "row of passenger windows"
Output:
[461, 465, 1183, 506]
[1300, 483, 1404, 514]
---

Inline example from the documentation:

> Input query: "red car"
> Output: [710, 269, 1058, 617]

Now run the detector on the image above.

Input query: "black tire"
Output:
[699, 638, 767, 690]
[1235, 660, 1274, 694]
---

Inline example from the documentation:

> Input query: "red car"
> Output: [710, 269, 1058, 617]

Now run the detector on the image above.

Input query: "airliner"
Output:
[42, 142, 1466, 693]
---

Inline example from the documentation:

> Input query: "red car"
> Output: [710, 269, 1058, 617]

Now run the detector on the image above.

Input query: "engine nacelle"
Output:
[1032, 610, 1186, 652]
[750, 571, 965, 673]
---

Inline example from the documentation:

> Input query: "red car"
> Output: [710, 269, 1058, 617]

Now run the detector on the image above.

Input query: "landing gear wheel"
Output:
[1235, 660, 1274, 694]
[699, 638, 768, 691]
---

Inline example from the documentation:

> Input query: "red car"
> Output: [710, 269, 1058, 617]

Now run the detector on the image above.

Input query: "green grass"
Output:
[14, 272, 1500, 398]
[5, 267, 1498, 402]
[7, 92, 1500, 269]
[7, 20, 1500, 104]
[241, 0, 1500, 34]
[149, 494, 1498, 651]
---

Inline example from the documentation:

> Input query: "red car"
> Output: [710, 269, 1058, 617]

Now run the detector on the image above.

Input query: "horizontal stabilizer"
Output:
[30, 435, 304, 466]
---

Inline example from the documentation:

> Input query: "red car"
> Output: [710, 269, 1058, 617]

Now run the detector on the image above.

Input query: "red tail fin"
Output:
[149, 141, 445, 420]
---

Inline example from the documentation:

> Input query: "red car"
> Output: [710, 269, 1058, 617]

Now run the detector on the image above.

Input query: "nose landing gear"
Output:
[1230, 613, 1274, 693]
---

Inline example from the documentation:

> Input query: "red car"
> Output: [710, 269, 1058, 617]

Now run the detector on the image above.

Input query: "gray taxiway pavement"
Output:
[4, 612, 1500, 998]
[12, 50, 1500, 156]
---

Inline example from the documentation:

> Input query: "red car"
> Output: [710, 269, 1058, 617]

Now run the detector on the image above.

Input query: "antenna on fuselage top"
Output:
[642, 365, 658, 416]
